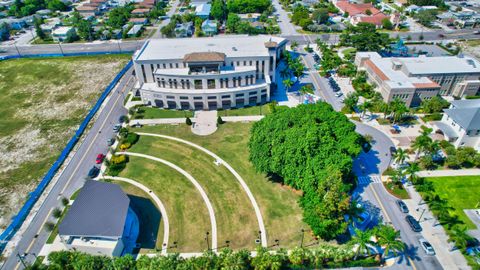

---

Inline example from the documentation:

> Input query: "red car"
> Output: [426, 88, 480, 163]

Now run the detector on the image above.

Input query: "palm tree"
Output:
[449, 225, 472, 250]
[349, 229, 375, 259]
[426, 140, 440, 157]
[390, 98, 408, 123]
[280, 68, 291, 79]
[344, 93, 358, 113]
[283, 78, 293, 92]
[411, 134, 433, 161]
[291, 41, 299, 50]
[375, 225, 405, 262]
[380, 101, 391, 119]
[393, 148, 408, 165]
[359, 100, 372, 119]
[390, 168, 405, 187]
[298, 85, 314, 102]
[405, 162, 420, 184]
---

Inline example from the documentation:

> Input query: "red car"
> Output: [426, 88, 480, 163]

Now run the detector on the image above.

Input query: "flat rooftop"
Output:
[135, 35, 286, 61]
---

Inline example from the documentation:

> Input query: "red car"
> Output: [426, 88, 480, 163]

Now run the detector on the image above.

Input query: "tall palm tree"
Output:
[349, 229, 375, 259]
[411, 134, 433, 161]
[380, 101, 391, 119]
[344, 93, 358, 113]
[280, 68, 291, 79]
[375, 225, 405, 262]
[426, 140, 440, 157]
[283, 78, 293, 92]
[390, 98, 408, 124]
[393, 148, 408, 165]
[449, 225, 472, 250]
[405, 162, 420, 184]
[298, 85, 314, 102]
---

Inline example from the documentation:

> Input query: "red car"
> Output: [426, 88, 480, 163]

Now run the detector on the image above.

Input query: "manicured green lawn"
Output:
[218, 104, 273, 117]
[129, 136, 258, 250]
[118, 156, 210, 252]
[112, 181, 164, 253]
[133, 123, 318, 249]
[0, 55, 130, 229]
[426, 176, 480, 229]
[133, 107, 194, 119]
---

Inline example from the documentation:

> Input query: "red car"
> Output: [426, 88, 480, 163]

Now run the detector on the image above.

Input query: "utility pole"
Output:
[13, 42, 21, 56]
[17, 253, 27, 268]
[300, 229, 305, 248]
[117, 40, 122, 53]
[58, 42, 64, 55]
[418, 208, 426, 223]
[205, 231, 210, 251]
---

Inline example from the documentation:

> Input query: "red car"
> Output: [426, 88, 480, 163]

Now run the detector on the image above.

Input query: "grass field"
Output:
[130, 123, 318, 250]
[218, 104, 273, 117]
[129, 136, 259, 250]
[426, 176, 480, 229]
[0, 55, 130, 229]
[118, 157, 210, 252]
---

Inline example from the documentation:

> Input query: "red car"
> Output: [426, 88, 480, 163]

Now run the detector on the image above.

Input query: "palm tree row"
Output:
[349, 225, 405, 262]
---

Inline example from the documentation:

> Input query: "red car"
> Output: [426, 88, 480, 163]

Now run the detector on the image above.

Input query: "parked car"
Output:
[119, 115, 128, 123]
[95, 154, 105, 164]
[419, 238, 435, 255]
[131, 122, 143, 128]
[107, 138, 115, 146]
[406, 215, 422, 232]
[113, 124, 122, 132]
[87, 166, 100, 178]
[335, 92, 343, 98]
[396, 200, 409, 213]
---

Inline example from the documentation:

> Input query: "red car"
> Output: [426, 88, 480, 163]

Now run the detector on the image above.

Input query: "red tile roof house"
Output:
[334, 0, 397, 28]
[131, 8, 151, 16]
[129, 17, 149, 25]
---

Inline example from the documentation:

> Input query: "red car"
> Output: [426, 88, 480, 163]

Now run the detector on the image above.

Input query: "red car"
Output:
[95, 154, 105, 164]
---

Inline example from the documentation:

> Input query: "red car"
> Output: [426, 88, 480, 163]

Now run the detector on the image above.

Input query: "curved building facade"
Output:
[133, 35, 286, 110]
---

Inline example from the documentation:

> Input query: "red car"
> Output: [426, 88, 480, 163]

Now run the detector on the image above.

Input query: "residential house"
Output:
[334, 0, 396, 28]
[129, 17, 148, 25]
[127, 24, 143, 36]
[174, 21, 193, 37]
[434, 99, 480, 149]
[52, 26, 76, 42]
[251, 21, 265, 30]
[131, 8, 150, 16]
[76, 5, 100, 18]
[238, 13, 261, 22]
[0, 17, 27, 30]
[58, 180, 139, 257]
[437, 10, 480, 28]
[195, 3, 211, 19]
[201, 19, 217, 36]
[405, 4, 437, 13]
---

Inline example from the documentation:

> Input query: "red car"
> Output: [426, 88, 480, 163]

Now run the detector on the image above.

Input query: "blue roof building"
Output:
[195, 3, 211, 19]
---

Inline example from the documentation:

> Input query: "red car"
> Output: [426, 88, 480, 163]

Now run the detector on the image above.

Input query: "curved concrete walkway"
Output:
[136, 132, 268, 247]
[117, 152, 218, 250]
[101, 176, 170, 255]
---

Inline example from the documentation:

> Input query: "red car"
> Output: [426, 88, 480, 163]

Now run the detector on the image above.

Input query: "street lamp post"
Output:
[58, 42, 64, 55]
[418, 208, 426, 223]
[300, 229, 305, 248]
[117, 40, 122, 53]
[205, 231, 210, 251]
[17, 253, 27, 268]
[13, 42, 21, 56]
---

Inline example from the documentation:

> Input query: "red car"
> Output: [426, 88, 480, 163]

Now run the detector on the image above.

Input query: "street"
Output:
[1, 67, 135, 270]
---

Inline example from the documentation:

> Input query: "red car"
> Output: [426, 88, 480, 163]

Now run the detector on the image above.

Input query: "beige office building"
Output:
[355, 52, 480, 107]
[133, 35, 287, 110]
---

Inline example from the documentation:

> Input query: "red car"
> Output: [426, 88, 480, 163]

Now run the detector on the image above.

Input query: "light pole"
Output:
[17, 253, 27, 268]
[300, 229, 305, 248]
[418, 208, 426, 223]
[205, 231, 210, 251]
[58, 42, 64, 55]
[13, 42, 21, 56]
[117, 40, 122, 53]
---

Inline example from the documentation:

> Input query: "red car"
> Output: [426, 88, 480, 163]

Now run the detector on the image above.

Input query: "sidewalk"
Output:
[418, 168, 480, 177]
[404, 185, 470, 270]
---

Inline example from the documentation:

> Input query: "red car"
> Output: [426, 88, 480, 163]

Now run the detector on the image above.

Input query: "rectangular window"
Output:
[194, 96, 203, 100]
[176, 63, 179, 68]
[208, 96, 216, 100]
[261, 89, 267, 93]
[180, 96, 188, 100]
[221, 95, 230, 99]
[269, 56, 274, 71]
[244, 61, 246, 65]
[207, 79, 216, 89]
[150, 64, 154, 74]
[141, 65, 147, 82]
[169, 63, 173, 68]
[163, 63, 166, 69]
[235, 93, 244, 97]
[249, 91, 257, 95]
[194, 80, 203, 89]
[166, 95, 175, 99]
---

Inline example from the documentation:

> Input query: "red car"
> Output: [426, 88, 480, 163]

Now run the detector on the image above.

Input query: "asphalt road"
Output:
[2, 67, 134, 270]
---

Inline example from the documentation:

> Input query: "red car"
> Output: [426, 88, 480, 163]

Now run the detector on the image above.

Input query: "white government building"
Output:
[132, 35, 287, 110]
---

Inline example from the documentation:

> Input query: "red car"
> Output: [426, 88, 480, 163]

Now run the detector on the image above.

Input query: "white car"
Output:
[419, 238, 435, 255]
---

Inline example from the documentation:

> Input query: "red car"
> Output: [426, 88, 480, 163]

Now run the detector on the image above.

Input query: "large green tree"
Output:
[340, 23, 391, 52]
[210, 0, 226, 21]
[249, 103, 362, 239]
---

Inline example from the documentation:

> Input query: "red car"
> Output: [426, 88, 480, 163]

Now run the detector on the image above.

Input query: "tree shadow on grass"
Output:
[128, 194, 161, 252]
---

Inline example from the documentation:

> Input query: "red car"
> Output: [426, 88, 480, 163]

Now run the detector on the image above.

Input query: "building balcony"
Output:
[154, 66, 257, 80]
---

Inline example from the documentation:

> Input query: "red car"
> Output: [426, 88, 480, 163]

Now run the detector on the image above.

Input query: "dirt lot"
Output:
[0, 55, 130, 229]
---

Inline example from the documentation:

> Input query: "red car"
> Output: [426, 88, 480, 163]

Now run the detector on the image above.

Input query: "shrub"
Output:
[61, 197, 69, 206]
[383, 166, 396, 175]
[419, 155, 435, 170]
[119, 143, 131, 150]
[111, 155, 127, 165]
[45, 222, 55, 232]
[122, 132, 139, 145]
[52, 208, 62, 219]
[217, 116, 224, 125]
[446, 155, 461, 169]
[186, 117, 192, 125]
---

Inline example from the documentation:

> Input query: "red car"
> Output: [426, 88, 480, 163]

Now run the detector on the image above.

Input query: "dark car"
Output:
[406, 215, 422, 232]
[107, 138, 115, 146]
[88, 166, 100, 178]
[396, 200, 409, 213]
[389, 146, 397, 155]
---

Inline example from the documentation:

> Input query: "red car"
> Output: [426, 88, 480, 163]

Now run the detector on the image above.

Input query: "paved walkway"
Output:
[136, 132, 268, 247]
[129, 118, 193, 126]
[192, 111, 217, 135]
[118, 152, 218, 250]
[404, 185, 470, 270]
[222, 115, 265, 122]
[101, 176, 170, 255]
[418, 168, 480, 177]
